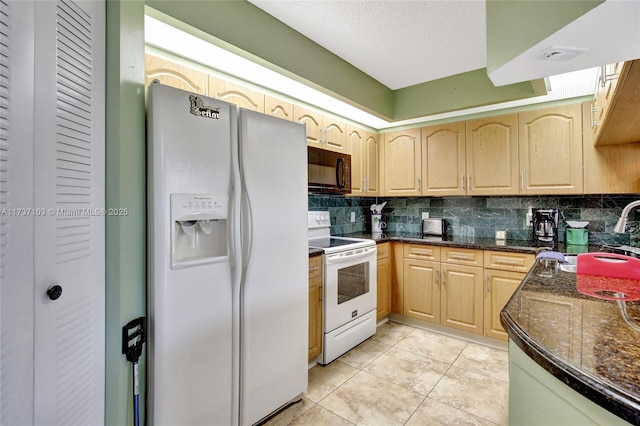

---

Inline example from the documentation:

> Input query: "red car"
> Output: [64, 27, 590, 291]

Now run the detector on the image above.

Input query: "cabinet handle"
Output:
[485, 275, 490, 294]
[495, 259, 521, 265]
[416, 177, 421, 192]
[461, 175, 465, 190]
[599, 64, 617, 88]
[450, 254, 474, 261]
[520, 172, 524, 190]
[441, 269, 446, 286]
[412, 250, 432, 256]
[309, 266, 320, 272]
[435, 269, 439, 285]
[590, 104, 600, 129]
[467, 175, 471, 190]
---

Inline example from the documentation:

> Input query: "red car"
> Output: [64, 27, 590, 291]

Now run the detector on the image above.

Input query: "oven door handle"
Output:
[325, 249, 376, 265]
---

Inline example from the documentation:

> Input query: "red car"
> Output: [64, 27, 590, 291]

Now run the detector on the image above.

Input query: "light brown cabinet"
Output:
[440, 248, 484, 334]
[396, 244, 535, 340]
[582, 102, 640, 194]
[208, 76, 265, 112]
[308, 256, 323, 360]
[294, 106, 347, 153]
[518, 104, 583, 194]
[421, 122, 466, 196]
[591, 60, 640, 146]
[483, 250, 534, 340]
[265, 95, 294, 121]
[145, 53, 209, 95]
[349, 126, 380, 196]
[466, 114, 519, 195]
[382, 128, 422, 196]
[376, 243, 392, 322]
[403, 244, 441, 323]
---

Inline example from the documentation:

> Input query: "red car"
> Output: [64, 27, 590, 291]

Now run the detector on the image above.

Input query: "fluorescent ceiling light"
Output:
[145, 15, 598, 130]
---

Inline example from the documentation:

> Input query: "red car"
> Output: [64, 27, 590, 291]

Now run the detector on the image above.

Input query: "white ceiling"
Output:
[248, 0, 487, 90]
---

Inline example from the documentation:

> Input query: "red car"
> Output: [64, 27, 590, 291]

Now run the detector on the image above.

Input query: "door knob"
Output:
[47, 284, 63, 301]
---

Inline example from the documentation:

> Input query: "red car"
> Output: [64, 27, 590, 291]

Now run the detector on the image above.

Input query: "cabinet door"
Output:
[377, 255, 392, 322]
[145, 53, 208, 95]
[403, 259, 440, 324]
[348, 126, 366, 195]
[391, 243, 404, 315]
[294, 105, 323, 147]
[383, 129, 422, 196]
[308, 257, 322, 360]
[582, 102, 640, 194]
[466, 114, 519, 195]
[484, 269, 525, 340]
[590, 62, 624, 143]
[365, 131, 380, 195]
[323, 117, 347, 153]
[209, 76, 264, 112]
[265, 95, 293, 121]
[518, 104, 583, 194]
[441, 264, 483, 334]
[421, 122, 466, 196]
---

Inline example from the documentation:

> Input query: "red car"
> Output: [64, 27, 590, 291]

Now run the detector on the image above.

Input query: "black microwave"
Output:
[307, 146, 351, 194]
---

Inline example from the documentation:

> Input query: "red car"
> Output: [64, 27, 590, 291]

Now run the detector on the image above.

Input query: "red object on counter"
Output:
[576, 252, 640, 301]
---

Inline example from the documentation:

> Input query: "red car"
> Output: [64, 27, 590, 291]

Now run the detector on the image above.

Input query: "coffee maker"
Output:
[532, 209, 559, 243]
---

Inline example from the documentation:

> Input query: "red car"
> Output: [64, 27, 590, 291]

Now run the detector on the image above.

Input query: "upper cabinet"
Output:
[590, 60, 640, 146]
[421, 122, 466, 196]
[466, 114, 519, 196]
[265, 95, 293, 121]
[348, 125, 380, 196]
[518, 104, 583, 194]
[582, 102, 640, 194]
[294, 106, 347, 153]
[208, 76, 265, 112]
[145, 54, 208, 95]
[382, 128, 422, 196]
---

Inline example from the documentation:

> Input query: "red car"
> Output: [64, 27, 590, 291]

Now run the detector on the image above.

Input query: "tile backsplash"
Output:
[308, 194, 640, 247]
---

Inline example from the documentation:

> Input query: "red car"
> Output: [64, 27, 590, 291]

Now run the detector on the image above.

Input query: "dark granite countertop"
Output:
[308, 247, 323, 257]
[309, 231, 613, 257]
[337, 232, 601, 255]
[501, 259, 640, 424]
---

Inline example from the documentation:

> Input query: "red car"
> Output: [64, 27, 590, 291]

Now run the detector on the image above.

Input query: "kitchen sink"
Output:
[559, 255, 578, 273]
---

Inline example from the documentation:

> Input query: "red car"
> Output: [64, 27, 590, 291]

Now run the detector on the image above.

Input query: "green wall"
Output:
[105, 1, 147, 424]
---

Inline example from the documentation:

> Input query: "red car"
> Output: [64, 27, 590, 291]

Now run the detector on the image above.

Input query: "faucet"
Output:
[613, 200, 640, 233]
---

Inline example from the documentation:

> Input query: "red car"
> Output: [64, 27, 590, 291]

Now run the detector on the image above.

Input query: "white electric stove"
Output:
[308, 211, 377, 364]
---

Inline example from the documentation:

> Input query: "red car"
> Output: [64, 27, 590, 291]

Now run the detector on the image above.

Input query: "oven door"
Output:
[324, 245, 377, 332]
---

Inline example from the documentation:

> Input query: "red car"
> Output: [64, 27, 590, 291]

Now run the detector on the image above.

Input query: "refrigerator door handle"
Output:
[241, 191, 253, 267]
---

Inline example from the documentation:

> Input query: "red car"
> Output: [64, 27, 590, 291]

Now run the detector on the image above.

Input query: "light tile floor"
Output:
[264, 321, 509, 426]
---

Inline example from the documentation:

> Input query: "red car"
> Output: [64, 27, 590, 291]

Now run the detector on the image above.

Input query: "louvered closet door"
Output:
[32, 1, 105, 424]
[1, 1, 36, 424]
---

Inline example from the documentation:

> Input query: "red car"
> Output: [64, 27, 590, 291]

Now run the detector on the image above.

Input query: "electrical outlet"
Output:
[421, 212, 430, 220]
[525, 210, 533, 227]
[350, 211, 356, 222]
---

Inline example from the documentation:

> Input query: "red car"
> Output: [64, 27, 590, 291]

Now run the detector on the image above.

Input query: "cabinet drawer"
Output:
[484, 251, 535, 273]
[377, 242, 390, 260]
[309, 256, 322, 279]
[404, 244, 441, 261]
[441, 247, 483, 266]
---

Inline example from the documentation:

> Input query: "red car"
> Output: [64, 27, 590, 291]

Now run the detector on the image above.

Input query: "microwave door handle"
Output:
[336, 157, 345, 188]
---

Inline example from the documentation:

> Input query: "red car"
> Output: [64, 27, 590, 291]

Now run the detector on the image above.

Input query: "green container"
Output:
[566, 228, 589, 246]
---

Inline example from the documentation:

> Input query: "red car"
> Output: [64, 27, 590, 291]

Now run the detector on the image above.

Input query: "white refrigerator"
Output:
[147, 82, 308, 425]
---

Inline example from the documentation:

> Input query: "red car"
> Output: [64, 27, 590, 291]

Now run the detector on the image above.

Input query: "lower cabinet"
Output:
[308, 256, 323, 360]
[404, 258, 441, 323]
[397, 243, 535, 341]
[376, 243, 392, 321]
[483, 250, 536, 340]
[441, 263, 484, 334]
